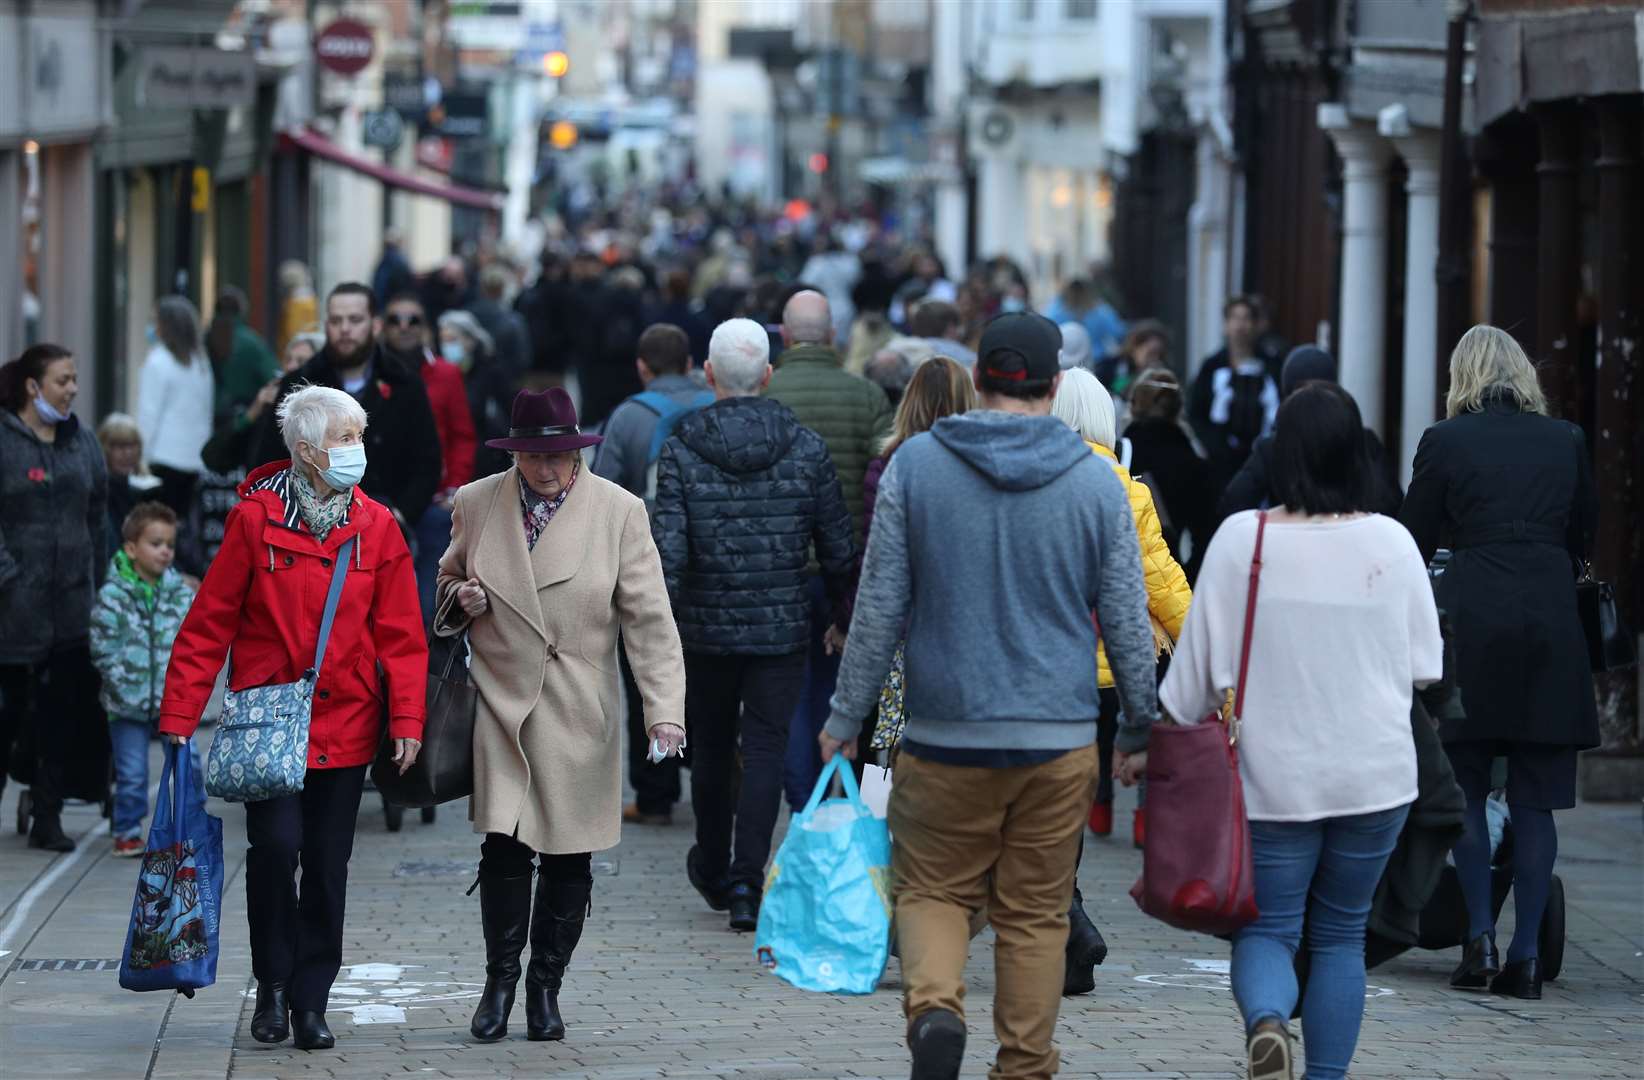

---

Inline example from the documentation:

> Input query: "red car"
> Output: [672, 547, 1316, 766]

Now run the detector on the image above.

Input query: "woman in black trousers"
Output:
[1400, 325, 1598, 1001]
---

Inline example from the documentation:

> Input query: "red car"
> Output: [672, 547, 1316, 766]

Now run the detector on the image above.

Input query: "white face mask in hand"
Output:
[648, 735, 686, 764]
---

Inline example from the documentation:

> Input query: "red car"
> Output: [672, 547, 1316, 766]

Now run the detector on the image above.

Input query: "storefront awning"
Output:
[278, 128, 505, 212]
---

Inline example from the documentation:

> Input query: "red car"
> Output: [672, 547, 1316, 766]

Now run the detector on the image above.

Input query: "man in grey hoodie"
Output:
[820, 312, 1161, 1080]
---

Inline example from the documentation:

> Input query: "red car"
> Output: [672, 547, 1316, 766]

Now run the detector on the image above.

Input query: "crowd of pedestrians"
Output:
[0, 201, 1609, 1079]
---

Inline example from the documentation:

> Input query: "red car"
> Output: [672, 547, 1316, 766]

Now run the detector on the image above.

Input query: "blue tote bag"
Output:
[754, 756, 893, 994]
[119, 743, 225, 996]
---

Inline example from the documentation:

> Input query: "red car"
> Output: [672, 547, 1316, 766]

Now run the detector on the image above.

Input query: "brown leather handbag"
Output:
[1130, 511, 1264, 936]
[371, 633, 477, 807]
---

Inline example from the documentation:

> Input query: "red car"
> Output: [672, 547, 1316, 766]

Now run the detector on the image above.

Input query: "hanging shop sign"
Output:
[137, 46, 256, 110]
[362, 107, 405, 150]
[315, 18, 375, 77]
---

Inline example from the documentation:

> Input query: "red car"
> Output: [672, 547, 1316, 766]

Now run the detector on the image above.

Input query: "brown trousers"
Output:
[888, 745, 1097, 1080]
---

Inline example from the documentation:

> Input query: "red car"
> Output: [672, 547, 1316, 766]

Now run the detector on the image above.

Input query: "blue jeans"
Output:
[783, 576, 840, 811]
[110, 717, 201, 840]
[414, 502, 455, 631]
[1230, 804, 1410, 1080]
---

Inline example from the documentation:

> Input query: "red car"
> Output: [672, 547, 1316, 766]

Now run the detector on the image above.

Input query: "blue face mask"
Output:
[33, 395, 70, 425]
[314, 442, 367, 491]
[442, 341, 468, 368]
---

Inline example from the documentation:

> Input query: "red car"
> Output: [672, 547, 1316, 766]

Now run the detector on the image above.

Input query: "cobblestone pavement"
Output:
[1, 734, 1639, 1080]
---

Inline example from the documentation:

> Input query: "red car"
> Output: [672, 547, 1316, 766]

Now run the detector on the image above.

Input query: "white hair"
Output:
[1058, 322, 1094, 370]
[277, 384, 369, 456]
[1052, 366, 1117, 449]
[707, 318, 771, 395]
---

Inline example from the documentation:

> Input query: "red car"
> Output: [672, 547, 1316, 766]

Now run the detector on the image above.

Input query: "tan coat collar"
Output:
[472, 467, 592, 640]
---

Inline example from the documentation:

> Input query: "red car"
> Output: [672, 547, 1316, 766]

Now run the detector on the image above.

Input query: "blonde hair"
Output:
[882, 355, 975, 458]
[1445, 325, 1548, 419]
[97, 411, 142, 451]
[1052, 366, 1117, 449]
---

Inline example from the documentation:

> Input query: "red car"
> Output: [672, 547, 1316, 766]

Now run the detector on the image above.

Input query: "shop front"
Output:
[0, 0, 113, 416]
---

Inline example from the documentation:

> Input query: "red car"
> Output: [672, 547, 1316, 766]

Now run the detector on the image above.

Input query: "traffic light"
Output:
[549, 120, 578, 150]
[542, 50, 569, 78]
[807, 152, 829, 174]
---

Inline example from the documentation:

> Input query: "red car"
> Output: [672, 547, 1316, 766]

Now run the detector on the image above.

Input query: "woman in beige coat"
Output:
[435, 387, 685, 1046]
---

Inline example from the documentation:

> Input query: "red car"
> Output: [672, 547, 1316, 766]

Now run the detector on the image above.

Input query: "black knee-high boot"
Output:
[524, 875, 592, 1041]
[469, 871, 533, 1042]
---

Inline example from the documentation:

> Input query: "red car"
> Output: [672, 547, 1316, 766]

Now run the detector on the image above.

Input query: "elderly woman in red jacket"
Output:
[158, 385, 427, 1052]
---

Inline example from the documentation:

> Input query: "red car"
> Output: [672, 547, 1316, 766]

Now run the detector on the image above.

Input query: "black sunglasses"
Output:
[387, 313, 425, 327]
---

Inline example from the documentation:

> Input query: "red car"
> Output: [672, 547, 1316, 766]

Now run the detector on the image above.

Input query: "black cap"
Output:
[978, 312, 1063, 386]
[1280, 345, 1337, 399]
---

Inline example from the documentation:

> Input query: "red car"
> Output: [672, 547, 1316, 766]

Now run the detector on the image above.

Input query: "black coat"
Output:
[651, 396, 855, 656]
[0, 411, 108, 664]
[246, 345, 443, 527]
[1121, 417, 1214, 577]
[1399, 399, 1598, 748]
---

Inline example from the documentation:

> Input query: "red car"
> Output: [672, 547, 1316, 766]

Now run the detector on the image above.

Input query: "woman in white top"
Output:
[137, 295, 215, 519]
[1136, 383, 1442, 1080]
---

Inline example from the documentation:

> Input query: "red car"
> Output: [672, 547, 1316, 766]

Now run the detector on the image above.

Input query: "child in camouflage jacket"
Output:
[89, 502, 198, 854]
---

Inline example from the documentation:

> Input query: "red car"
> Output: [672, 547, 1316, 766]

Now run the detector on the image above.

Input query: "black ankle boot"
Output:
[291, 1010, 334, 1050]
[1491, 957, 1543, 1000]
[1063, 886, 1108, 996]
[250, 981, 290, 1043]
[1450, 932, 1500, 989]
[470, 871, 533, 1042]
[27, 815, 74, 853]
[524, 875, 591, 1042]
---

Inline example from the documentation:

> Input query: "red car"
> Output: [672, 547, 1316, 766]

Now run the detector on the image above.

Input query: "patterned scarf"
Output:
[519, 460, 578, 551]
[290, 467, 352, 541]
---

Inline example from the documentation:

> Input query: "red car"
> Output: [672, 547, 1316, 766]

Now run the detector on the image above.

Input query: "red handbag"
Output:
[1129, 511, 1266, 935]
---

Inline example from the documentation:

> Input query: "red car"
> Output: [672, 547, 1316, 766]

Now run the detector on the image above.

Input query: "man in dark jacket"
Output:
[247, 282, 443, 530]
[1189, 295, 1280, 498]
[1214, 345, 1402, 525]
[652, 317, 855, 933]
[467, 263, 531, 383]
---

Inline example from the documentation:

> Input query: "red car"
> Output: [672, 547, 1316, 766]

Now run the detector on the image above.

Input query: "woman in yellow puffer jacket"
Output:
[1054, 367, 1192, 848]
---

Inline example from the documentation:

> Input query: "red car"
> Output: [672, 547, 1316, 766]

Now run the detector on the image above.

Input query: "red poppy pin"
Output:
[378, 380, 393, 400]
[26, 467, 48, 485]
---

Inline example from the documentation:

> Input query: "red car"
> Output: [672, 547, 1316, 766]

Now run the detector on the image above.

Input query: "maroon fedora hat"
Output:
[485, 387, 603, 453]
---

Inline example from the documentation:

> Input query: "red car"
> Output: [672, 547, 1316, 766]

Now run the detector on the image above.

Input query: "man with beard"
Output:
[247, 282, 443, 533]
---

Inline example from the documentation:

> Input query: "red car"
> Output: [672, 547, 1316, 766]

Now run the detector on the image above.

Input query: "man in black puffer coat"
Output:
[652, 317, 855, 933]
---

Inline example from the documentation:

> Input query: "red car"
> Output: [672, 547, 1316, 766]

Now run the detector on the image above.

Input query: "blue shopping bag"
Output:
[754, 756, 893, 994]
[119, 742, 224, 996]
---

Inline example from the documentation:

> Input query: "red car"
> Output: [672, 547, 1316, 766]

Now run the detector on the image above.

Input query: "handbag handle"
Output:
[800, 755, 868, 816]
[1228, 510, 1268, 744]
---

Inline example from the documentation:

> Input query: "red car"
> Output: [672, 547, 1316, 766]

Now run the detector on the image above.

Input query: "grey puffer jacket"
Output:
[652, 396, 855, 655]
[0, 410, 109, 664]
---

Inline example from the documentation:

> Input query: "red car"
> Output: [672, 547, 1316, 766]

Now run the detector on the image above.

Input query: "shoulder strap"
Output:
[630, 391, 670, 416]
[1230, 511, 1267, 731]
[310, 536, 355, 676]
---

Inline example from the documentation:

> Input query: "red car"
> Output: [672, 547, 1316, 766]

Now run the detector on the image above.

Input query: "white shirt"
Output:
[137, 343, 215, 474]
[1159, 511, 1443, 822]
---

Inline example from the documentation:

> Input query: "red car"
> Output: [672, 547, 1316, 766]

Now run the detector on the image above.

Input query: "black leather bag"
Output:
[1576, 567, 1636, 673]
[372, 634, 477, 807]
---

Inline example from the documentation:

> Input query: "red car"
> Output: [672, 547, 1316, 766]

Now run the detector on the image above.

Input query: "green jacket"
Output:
[89, 551, 196, 723]
[764, 344, 892, 544]
[216, 320, 279, 418]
